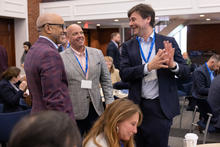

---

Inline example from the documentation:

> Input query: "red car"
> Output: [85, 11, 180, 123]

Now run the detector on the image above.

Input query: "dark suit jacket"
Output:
[106, 41, 120, 69]
[0, 79, 24, 112]
[24, 37, 74, 120]
[0, 45, 8, 74]
[120, 33, 189, 119]
[207, 75, 220, 128]
[192, 64, 211, 99]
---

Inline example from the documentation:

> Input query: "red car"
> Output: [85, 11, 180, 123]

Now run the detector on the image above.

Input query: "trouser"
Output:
[76, 102, 99, 137]
[135, 98, 172, 147]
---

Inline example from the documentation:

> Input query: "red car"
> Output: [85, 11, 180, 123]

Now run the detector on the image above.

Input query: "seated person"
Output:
[104, 56, 129, 90]
[8, 111, 81, 147]
[207, 74, 220, 132]
[83, 98, 143, 147]
[0, 66, 28, 112]
[104, 56, 121, 84]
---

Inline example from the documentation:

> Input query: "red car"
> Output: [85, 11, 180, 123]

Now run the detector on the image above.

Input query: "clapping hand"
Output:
[147, 49, 169, 71]
[163, 41, 176, 68]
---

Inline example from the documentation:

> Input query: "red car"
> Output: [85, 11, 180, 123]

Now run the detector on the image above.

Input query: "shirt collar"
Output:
[138, 31, 154, 43]
[112, 40, 118, 47]
[71, 46, 86, 56]
[39, 36, 58, 49]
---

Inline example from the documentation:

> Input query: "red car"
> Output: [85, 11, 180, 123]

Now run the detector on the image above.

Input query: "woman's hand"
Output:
[19, 81, 27, 91]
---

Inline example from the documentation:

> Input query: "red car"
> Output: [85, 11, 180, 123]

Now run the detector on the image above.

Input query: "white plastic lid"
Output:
[185, 133, 198, 140]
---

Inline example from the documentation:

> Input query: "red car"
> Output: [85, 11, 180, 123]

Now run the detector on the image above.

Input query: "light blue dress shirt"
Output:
[139, 32, 179, 99]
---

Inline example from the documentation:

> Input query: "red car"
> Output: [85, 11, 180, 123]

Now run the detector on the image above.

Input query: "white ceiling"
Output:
[65, 12, 220, 29]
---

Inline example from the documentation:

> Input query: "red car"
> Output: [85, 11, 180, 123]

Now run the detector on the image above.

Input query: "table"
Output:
[197, 143, 220, 147]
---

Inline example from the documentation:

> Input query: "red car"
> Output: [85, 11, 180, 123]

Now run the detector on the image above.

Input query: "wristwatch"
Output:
[170, 64, 177, 70]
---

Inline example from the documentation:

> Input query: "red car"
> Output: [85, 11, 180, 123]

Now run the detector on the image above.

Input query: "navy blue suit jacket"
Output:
[120, 33, 190, 119]
[107, 41, 120, 69]
[0, 79, 24, 112]
[208, 75, 220, 128]
[192, 64, 211, 99]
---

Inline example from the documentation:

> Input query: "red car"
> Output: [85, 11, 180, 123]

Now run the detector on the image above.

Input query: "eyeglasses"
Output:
[42, 23, 66, 30]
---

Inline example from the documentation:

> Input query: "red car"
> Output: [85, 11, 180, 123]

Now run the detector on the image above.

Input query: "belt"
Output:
[141, 97, 159, 101]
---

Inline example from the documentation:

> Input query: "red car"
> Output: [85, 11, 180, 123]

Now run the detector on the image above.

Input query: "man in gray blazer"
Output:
[60, 24, 114, 135]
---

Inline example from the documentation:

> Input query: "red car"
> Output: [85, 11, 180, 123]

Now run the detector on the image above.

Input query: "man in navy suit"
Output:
[106, 32, 121, 69]
[192, 54, 220, 100]
[24, 13, 74, 120]
[120, 4, 190, 147]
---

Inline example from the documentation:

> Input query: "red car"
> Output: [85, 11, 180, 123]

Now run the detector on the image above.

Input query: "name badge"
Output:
[81, 80, 92, 89]
[144, 70, 157, 82]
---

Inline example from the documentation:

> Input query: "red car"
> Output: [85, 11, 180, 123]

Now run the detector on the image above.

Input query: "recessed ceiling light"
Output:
[114, 19, 119, 22]
[155, 17, 159, 20]
[200, 14, 205, 17]
[96, 24, 101, 26]
[77, 21, 82, 24]
[206, 18, 211, 21]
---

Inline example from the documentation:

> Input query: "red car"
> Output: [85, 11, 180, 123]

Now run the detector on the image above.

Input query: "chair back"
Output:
[0, 109, 31, 143]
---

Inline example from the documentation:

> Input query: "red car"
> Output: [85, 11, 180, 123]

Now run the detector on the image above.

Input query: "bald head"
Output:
[66, 24, 85, 51]
[66, 24, 82, 37]
[36, 13, 64, 32]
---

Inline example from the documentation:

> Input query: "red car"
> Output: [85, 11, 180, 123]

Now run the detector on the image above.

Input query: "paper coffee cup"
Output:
[184, 133, 198, 147]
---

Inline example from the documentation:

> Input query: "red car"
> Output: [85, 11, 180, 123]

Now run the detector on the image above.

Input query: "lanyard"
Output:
[73, 48, 88, 76]
[136, 29, 155, 63]
[205, 62, 214, 81]
[120, 141, 124, 147]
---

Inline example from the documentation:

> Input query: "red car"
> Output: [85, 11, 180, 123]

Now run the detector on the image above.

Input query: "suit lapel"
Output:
[65, 48, 86, 78]
[155, 33, 163, 53]
[203, 64, 211, 86]
[132, 38, 142, 65]
[87, 47, 95, 79]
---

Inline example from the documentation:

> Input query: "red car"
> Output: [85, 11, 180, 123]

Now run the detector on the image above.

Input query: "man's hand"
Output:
[163, 41, 176, 68]
[148, 49, 169, 71]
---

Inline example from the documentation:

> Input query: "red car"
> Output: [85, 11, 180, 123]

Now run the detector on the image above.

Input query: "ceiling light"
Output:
[96, 24, 101, 26]
[114, 19, 119, 22]
[206, 18, 211, 21]
[77, 21, 82, 24]
[200, 14, 205, 17]
[155, 17, 159, 20]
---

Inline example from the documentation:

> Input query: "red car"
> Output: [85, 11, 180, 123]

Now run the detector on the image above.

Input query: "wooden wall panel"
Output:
[0, 18, 15, 66]
[187, 24, 220, 54]
[88, 28, 118, 56]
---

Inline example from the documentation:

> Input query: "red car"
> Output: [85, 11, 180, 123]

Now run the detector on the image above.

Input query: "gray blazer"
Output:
[60, 47, 114, 120]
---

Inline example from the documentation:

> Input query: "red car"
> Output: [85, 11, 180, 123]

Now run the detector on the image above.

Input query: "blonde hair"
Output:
[104, 56, 115, 73]
[83, 99, 143, 147]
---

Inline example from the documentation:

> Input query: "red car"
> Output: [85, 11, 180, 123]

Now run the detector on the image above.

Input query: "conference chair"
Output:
[190, 99, 216, 144]
[0, 109, 31, 147]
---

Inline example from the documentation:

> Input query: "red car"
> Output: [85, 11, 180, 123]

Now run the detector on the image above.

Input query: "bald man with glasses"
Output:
[24, 13, 75, 120]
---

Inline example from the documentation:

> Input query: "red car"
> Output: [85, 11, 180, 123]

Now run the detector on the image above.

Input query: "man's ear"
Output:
[44, 24, 52, 34]
[145, 16, 151, 24]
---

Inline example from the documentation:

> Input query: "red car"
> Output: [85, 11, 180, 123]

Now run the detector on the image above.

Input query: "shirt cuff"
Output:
[170, 62, 179, 73]
[144, 63, 151, 75]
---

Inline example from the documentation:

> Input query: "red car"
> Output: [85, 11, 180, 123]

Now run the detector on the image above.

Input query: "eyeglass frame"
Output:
[41, 23, 66, 30]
